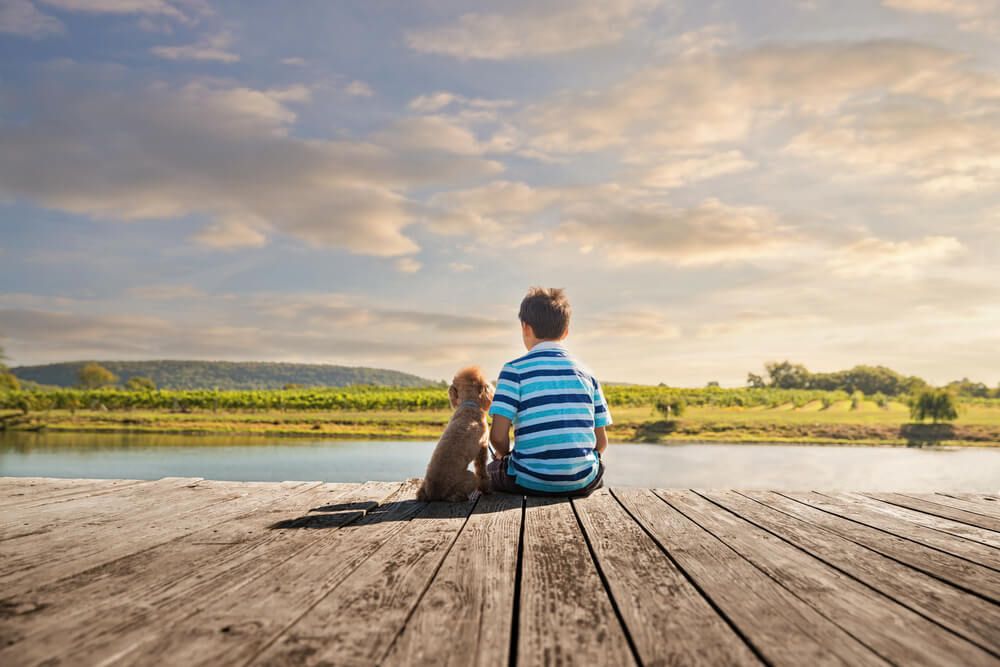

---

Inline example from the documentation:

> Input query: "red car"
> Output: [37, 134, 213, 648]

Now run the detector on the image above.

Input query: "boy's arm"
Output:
[490, 415, 512, 458]
[594, 426, 608, 455]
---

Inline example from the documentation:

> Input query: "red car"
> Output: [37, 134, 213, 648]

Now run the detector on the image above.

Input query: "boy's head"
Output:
[519, 287, 570, 349]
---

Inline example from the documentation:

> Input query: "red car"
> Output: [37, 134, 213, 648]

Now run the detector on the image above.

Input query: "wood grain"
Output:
[381, 492, 524, 667]
[865, 493, 1000, 532]
[575, 488, 761, 666]
[664, 490, 995, 667]
[712, 490, 1000, 652]
[615, 488, 883, 667]
[787, 492, 1000, 559]
[516, 495, 637, 667]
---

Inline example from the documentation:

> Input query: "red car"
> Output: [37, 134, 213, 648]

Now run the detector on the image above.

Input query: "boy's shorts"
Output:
[486, 454, 605, 498]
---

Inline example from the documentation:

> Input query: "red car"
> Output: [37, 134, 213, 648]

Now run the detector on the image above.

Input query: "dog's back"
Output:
[418, 408, 487, 501]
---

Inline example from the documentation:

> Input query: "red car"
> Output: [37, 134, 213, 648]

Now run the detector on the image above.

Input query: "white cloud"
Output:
[281, 57, 306, 66]
[786, 103, 1000, 195]
[527, 40, 963, 154]
[449, 262, 473, 272]
[658, 23, 735, 58]
[374, 116, 485, 156]
[39, 0, 189, 19]
[426, 180, 560, 235]
[555, 195, 797, 266]
[883, 0, 1000, 34]
[0, 74, 502, 256]
[827, 235, 965, 279]
[0, 0, 63, 37]
[344, 80, 374, 97]
[152, 31, 239, 62]
[406, 0, 662, 60]
[394, 257, 422, 273]
[637, 151, 756, 188]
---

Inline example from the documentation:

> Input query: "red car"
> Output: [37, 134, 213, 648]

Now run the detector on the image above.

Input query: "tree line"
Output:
[746, 361, 1000, 398]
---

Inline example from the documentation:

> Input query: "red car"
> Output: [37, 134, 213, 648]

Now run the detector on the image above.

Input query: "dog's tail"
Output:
[416, 483, 429, 502]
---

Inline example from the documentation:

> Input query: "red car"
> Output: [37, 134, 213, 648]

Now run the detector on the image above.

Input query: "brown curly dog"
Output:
[416, 366, 494, 502]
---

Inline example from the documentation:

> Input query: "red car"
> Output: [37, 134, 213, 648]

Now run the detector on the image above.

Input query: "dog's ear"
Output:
[448, 383, 459, 407]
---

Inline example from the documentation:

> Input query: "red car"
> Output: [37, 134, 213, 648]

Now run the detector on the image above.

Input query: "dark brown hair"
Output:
[519, 287, 571, 339]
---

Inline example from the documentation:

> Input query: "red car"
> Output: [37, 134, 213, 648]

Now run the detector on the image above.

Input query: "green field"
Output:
[2, 387, 999, 446]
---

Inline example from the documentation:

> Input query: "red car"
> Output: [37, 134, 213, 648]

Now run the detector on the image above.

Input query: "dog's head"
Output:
[448, 366, 494, 411]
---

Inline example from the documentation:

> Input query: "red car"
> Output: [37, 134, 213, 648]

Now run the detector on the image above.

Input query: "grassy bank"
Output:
[4, 398, 999, 446]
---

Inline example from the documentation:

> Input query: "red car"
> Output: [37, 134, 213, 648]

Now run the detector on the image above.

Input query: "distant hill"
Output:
[11, 360, 438, 390]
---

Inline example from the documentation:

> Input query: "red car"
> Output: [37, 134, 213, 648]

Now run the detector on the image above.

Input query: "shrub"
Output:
[654, 397, 686, 419]
[909, 389, 959, 424]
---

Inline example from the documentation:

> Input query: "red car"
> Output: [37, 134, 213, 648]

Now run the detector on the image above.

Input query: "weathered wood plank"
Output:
[664, 491, 995, 667]
[770, 493, 1000, 597]
[805, 492, 1000, 554]
[0, 481, 384, 661]
[920, 493, 1000, 519]
[711, 490, 1000, 653]
[516, 495, 637, 667]
[614, 488, 883, 667]
[0, 477, 150, 510]
[0, 478, 311, 596]
[866, 493, 1000, 532]
[381, 492, 523, 667]
[0, 476, 213, 543]
[96, 481, 427, 666]
[574, 489, 761, 666]
[253, 497, 477, 666]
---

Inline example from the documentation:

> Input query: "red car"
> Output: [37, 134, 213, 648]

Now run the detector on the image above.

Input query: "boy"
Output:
[487, 287, 611, 496]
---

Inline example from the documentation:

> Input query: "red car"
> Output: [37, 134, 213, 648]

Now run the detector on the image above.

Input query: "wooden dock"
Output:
[0, 477, 998, 666]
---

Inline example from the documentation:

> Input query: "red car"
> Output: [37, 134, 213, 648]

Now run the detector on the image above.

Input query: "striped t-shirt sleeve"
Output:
[593, 378, 612, 428]
[489, 363, 520, 421]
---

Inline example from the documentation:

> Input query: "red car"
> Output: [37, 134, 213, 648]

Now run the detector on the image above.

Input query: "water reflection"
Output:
[1, 431, 998, 491]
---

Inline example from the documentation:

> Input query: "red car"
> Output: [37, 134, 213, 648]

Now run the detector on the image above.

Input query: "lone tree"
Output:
[125, 375, 156, 391]
[909, 389, 959, 424]
[655, 397, 686, 420]
[78, 362, 118, 389]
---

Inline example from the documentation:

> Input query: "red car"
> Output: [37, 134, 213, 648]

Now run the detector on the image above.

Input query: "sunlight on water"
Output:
[2, 432, 998, 491]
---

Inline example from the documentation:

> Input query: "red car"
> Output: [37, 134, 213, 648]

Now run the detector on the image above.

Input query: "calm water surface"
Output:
[1, 432, 998, 491]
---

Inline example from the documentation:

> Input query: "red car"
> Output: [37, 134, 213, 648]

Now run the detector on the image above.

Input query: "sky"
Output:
[1, 0, 998, 386]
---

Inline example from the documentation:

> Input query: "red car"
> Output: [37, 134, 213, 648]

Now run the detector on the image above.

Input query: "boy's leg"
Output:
[486, 455, 523, 494]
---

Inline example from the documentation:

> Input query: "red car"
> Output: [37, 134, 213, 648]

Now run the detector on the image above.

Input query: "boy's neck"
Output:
[528, 338, 566, 351]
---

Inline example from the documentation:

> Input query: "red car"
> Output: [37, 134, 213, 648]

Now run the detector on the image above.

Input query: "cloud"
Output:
[786, 102, 1000, 195]
[408, 91, 514, 113]
[0, 73, 502, 256]
[151, 30, 239, 62]
[826, 235, 965, 278]
[127, 284, 207, 300]
[658, 23, 735, 58]
[527, 40, 964, 154]
[636, 151, 756, 188]
[578, 310, 683, 340]
[38, 0, 197, 20]
[426, 180, 560, 235]
[555, 195, 797, 266]
[0, 0, 63, 37]
[394, 257, 422, 273]
[883, 0, 1000, 34]
[374, 115, 485, 156]
[344, 80, 374, 97]
[281, 57, 306, 66]
[405, 0, 662, 60]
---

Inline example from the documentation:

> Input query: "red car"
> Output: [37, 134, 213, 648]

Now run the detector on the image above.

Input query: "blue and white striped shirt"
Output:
[488, 341, 612, 493]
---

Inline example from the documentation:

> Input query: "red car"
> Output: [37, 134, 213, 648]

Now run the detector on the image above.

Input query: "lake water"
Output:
[3, 432, 998, 491]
